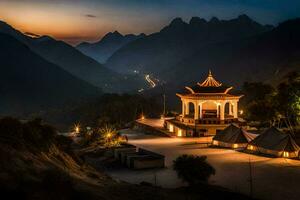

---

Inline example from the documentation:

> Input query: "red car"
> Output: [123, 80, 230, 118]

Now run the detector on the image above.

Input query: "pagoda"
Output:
[165, 70, 243, 136]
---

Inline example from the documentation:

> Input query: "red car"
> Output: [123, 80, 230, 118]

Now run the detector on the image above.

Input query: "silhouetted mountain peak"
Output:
[170, 17, 186, 26]
[189, 17, 207, 26]
[277, 18, 300, 29]
[102, 31, 123, 41]
[112, 30, 122, 36]
[237, 14, 252, 21]
[110, 31, 123, 37]
[209, 17, 220, 23]
[161, 17, 188, 33]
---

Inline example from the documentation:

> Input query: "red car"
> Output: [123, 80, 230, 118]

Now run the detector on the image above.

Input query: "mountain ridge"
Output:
[105, 15, 273, 75]
[0, 21, 140, 93]
[0, 33, 102, 115]
[77, 31, 146, 63]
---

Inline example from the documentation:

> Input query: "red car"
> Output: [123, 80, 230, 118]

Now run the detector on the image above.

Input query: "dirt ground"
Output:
[106, 128, 300, 200]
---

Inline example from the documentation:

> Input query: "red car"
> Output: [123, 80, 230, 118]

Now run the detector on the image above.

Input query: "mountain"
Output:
[77, 31, 145, 63]
[161, 18, 300, 88]
[106, 15, 273, 74]
[0, 33, 101, 115]
[0, 21, 142, 93]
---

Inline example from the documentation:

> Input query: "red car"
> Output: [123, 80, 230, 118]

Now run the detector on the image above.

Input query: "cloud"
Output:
[84, 14, 97, 18]
[24, 32, 40, 38]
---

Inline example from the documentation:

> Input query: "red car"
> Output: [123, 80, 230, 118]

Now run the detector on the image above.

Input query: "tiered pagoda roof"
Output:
[176, 70, 242, 99]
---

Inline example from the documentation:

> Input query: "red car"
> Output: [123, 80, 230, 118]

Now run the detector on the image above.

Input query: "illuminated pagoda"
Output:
[165, 70, 243, 136]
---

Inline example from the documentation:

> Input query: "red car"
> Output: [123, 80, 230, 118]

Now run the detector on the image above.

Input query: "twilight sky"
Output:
[0, 0, 300, 45]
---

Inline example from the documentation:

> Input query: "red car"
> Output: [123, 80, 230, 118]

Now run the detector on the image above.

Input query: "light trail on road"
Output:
[145, 74, 156, 88]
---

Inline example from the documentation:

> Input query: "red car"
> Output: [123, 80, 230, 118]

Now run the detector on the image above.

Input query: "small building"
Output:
[247, 127, 300, 158]
[165, 70, 243, 136]
[212, 124, 258, 149]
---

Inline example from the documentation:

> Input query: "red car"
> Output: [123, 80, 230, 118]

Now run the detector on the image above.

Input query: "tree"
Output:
[173, 154, 215, 186]
[241, 82, 277, 125]
[242, 82, 275, 105]
[246, 100, 278, 125]
[275, 71, 300, 132]
[70, 94, 162, 129]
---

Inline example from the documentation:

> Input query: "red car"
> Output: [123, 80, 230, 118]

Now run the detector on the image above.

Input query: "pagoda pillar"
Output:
[185, 101, 189, 115]
[199, 103, 203, 119]
[220, 103, 225, 121]
[194, 103, 199, 120]
[229, 102, 232, 115]
[233, 101, 238, 118]
[182, 100, 185, 116]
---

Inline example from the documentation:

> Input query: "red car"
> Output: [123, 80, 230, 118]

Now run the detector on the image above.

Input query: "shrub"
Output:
[0, 117, 24, 144]
[0, 117, 57, 152]
[173, 154, 215, 186]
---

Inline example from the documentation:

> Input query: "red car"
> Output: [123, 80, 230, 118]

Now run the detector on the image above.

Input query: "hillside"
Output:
[77, 31, 145, 63]
[0, 21, 143, 93]
[0, 117, 253, 200]
[0, 33, 101, 115]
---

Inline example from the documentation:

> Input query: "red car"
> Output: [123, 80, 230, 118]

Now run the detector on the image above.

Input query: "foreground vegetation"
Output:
[0, 117, 253, 200]
[241, 71, 300, 133]
[41, 93, 162, 131]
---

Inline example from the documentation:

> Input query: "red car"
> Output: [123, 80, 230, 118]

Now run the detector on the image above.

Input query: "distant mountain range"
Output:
[0, 21, 143, 93]
[0, 33, 101, 115]
[77, 31, 145, 63]
[105, 15, 300, 88]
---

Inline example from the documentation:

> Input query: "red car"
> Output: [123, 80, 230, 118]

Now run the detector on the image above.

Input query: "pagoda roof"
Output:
[188, 85, 231, 93]
[199, 70, 222, 87]
[177, 70, 242, 99]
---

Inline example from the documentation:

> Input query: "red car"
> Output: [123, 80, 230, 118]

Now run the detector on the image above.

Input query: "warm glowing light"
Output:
[177, 129, 182, 137]
[160, 115, 164, 119]
[233, 144, 238, 148]
[74, 124, 80, 134]
[239, 110, 244, 115]
[106, 133, 112, 138]
[247, 145, 254, 150]
[141, 115, 145, 120]
[212, 140, 219, 145]
[145, 74, 156, 88]
[169, 124, 174, 132]
[283, 151, 289, 157]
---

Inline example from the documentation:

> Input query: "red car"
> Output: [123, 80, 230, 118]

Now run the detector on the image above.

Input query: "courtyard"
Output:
[106, 127, 300, 200]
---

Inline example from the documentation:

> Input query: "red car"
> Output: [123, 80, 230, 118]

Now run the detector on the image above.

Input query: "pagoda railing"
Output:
[176, 115, 237, 125]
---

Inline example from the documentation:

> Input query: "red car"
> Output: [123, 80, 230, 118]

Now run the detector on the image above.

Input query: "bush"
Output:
[0, 117, 24, 147]
[0, 117, 57, 152]
[173, 154, 215, 186]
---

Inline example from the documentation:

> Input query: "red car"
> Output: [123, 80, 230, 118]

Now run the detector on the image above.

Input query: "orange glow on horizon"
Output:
[0, 1, 154, 45]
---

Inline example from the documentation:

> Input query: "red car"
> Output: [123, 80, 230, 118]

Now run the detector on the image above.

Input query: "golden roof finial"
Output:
[198, 69, 222, 87]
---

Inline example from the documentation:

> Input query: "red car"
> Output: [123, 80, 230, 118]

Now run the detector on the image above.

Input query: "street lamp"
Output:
[74, 124, 80, 134]
[106, 133, 112, 138]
